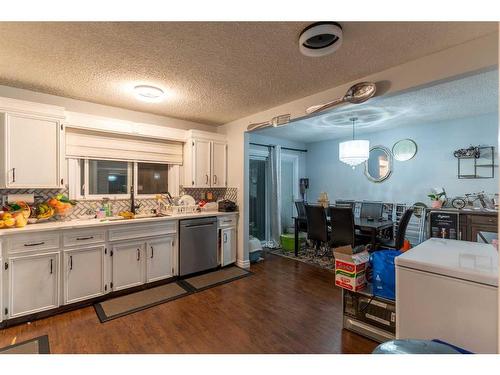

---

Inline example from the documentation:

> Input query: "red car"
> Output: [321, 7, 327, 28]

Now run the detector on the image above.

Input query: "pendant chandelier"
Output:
[339, 117, 369, 168]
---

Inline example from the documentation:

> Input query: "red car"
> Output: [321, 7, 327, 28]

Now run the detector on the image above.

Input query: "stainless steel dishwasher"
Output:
[179, 216, 218, 276]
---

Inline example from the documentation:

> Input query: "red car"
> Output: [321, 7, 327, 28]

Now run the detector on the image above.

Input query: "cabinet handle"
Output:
[171, 240, 174, 247]
[150, 246, 154, 259]
[50, 259, 53, 274]
[12, 167, 15, 183]
[213, 175, 217, 185]
[76, 236, 94, 241]
[70, 255, 73, 270]
[24, 241, 45, 247]
[223, 233, 228, 243]
[205, 174, 209, 184]
[137, 249, 141, 261]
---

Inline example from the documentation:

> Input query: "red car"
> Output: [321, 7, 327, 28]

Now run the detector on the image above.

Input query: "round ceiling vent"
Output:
[299, 22, 343, 57]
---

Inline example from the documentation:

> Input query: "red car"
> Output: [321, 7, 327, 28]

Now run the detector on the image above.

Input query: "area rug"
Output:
[94, 282, 191, 322]
[179, 266, 252, 292]
[268, 247, 335, 271]
[0, 335, 50, 354]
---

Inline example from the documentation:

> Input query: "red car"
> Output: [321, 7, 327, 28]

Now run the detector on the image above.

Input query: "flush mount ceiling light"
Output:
[299, 22, 343, 57]
[339, 117, 369, 169]
[133, 85, 165, 102]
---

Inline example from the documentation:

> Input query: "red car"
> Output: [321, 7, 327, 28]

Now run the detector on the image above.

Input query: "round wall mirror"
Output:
[392, 139, 417, 161]
[364, 145, 392, 183]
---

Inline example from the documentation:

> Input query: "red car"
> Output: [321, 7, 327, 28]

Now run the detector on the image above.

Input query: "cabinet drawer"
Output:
[108, 221, 177, 242]
[469, 215, 497, 227]
[63, 228, 106, 247]
[218, 215, 238, 227]
[6, 232, 60, 254]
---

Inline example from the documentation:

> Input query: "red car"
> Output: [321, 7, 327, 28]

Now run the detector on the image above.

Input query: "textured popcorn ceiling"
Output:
[254, 69, 499, 143]
[0, 22, 497, 125]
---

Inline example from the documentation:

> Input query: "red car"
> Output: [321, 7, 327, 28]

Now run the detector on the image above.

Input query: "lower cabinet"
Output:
[64, 246, 106, 304]
[8, 251, 59, 318]
[146, 235, 175, 282]
[112, 242, 146, 291]
[0, 257, 3, 324]
[220, 227, 237, 267]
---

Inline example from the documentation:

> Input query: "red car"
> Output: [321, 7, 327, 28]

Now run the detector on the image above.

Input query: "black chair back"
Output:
[295, 200, 307, 219]
[305, 204, 329, 242]
[328, 207, 355, 248]
[395, 208, 414, 250]
[360, 202, 383, 219]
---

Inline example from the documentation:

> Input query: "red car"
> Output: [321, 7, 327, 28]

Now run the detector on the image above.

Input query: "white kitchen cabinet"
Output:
[146, 235, 176, 282]
[184, 130, 227, 188]
[8, 251, 60, 318]
[211, 141, 227, 187]
[0, 257, 3, 324]
[111, 242, 145, 291]
[193, 139, 212, 187]
[220, 227, 237, 266]
[0, 112, 63, 188]
[63, 246, 106, 304]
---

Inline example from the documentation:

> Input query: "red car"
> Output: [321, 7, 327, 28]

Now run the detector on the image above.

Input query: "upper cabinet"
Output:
[184, 130, 227, 188]
[0, 98, 65, 189]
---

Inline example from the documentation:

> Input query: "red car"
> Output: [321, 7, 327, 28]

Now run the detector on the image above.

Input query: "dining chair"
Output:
[378, 208, 414, 250]
[294, 200, 308, 232]
[304, 204, 330, 256]
[328, 206, 357, 248]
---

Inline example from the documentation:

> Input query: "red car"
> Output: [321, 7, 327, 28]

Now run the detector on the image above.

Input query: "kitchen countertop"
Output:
[0, 211, 238, 236]
[395, 238, 498, 287]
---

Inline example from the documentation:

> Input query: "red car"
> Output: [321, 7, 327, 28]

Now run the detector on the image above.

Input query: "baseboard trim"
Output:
[237, 259, 250, 269]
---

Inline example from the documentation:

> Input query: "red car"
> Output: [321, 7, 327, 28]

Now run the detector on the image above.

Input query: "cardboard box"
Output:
[333, 245, 370, 291]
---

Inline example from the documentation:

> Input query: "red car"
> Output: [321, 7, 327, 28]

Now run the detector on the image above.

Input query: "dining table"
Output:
[293, 216, 394, 256]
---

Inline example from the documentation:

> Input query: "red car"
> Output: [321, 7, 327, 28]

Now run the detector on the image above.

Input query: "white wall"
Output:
[0, 84, 213, 132]
[305, 113, 499, 205]
[219, 33, 498, 269]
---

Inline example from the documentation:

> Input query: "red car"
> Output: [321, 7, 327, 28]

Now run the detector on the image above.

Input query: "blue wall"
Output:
[305, 113, 499, 205]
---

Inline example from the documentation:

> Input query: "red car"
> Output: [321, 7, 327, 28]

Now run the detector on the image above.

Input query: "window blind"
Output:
[65, 128, 183, 165]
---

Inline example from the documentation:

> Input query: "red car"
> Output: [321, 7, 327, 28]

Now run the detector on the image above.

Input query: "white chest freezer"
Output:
[395, 238, 498, 353]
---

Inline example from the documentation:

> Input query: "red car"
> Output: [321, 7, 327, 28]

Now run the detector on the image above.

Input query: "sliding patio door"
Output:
[249, 157, 268, 242]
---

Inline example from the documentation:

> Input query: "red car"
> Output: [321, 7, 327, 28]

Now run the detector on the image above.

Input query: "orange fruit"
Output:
[48, 198, 59, 207]
[2, 212, 12, 220]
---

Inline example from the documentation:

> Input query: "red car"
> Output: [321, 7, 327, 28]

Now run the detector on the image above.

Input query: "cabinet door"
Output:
[193, 139, 212, 187]
[211, 141, 227, 187]
[9, 252, 59, 318]
[221, 227, 237, 267]
[64, 246, 106, 304]
[0, 257, 2, 323]
[112, 242, 145, 291]
[6, 113, 61, 188]
[146, 235, 175, 283]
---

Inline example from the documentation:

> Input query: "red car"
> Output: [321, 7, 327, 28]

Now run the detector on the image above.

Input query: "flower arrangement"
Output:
[428, 188, 447, 208]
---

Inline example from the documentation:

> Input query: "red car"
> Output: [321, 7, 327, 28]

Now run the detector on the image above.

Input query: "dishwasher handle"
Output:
[183, 223, 215, 229]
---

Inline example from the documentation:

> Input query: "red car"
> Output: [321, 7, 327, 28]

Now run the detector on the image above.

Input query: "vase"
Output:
[431, 200, 442, 209]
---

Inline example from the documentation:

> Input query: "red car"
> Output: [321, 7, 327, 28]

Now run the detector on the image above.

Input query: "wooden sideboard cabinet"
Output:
[460, 212, 498, 243]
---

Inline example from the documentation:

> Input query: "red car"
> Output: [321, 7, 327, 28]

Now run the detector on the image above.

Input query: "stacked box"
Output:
[333, 245, 370, 291]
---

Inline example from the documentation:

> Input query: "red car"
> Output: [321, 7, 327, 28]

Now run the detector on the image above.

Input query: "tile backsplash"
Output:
[0, 187, 238, 221]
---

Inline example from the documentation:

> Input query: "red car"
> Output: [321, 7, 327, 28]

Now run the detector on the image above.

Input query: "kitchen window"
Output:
[88, 160, 130, 195]
[136, 162, 168, 196]
[68, 158, 176, 199]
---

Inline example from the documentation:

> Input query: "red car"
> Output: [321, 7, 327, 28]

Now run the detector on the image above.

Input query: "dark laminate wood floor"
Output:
[0, 252, 378, 354]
